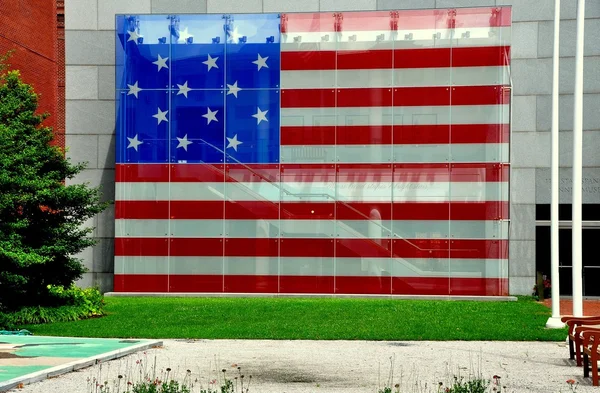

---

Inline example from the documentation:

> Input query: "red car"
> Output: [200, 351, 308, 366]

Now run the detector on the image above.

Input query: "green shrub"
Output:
[0, 284, 105, 328]
[0, 56, 108, 311]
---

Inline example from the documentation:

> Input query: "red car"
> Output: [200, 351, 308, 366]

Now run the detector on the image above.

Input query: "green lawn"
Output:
[24, 296, 568, 341]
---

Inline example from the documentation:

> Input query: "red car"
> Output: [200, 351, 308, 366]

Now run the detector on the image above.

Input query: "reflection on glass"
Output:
[114, 10, 512, 296]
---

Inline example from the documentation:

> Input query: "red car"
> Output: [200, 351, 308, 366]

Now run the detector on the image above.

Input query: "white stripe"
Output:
[281, 67, 509, 88]
[116, 181, 509, 202]
[280, 105, 510, 126]
[281, 27, 511, 50]
[115, 219, 509, 239]
[115, 256, 508, 278]
[280, 144, 510, 164]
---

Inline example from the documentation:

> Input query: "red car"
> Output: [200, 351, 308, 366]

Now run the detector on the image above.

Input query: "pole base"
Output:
[546, 316, 566, 329]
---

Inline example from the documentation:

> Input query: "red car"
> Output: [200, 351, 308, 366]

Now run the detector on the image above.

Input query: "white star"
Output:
[176, 134, 193, 151]
[177, 27, 193, 43]
[177, 81, 192, 98]
[127, 81, 142, 98]
[127, 134, 143, 151]
[252, 54, 269, 71]
[226, 134, 243, 152]
[127, 30, 142, 43]
[228, 26, 242, 43]
[153, 107, 168, 125]
[252, 107, 269, 125]
[202, 107, 218, 124]
[152, 54, 169, 72]
[202, 54, 219, 71]
[227, 81, 242, 98]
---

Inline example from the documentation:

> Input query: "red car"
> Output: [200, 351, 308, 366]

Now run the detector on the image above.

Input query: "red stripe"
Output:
[115, 238, 507, 260]
[452, 46, 510, 68]
[116, 164, 170, 182]
[282, 86, 506, 108]
[115, 163, 508, 186]
[113, 275, 508, 296]
[169, 275, 223, 292]
[281, 238, 335, 257]
[335, 276, 392, 295]
[281, 89, 335, 108]
[114, 274, 168, 292]
[115, 200, 509, 221]
[281, 8, 511, 33]
[281, 50, 336, 71]
[115, 237, 169, 256]
[392, 239, 508, 259]
[279, 276, 334, 294]
[281, 124, 509, 145]
[336, 238, 392, 258]
[337, 201, 509, 221]
[392, 277, 508, 296]
[224, 275, 279, 293]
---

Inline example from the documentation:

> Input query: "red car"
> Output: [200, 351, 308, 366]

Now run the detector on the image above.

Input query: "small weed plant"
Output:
[86, 353, 251, 393]
[83, 351, 581, 393]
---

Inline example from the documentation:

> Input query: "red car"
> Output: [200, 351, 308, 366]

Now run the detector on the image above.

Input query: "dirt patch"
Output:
[253, 368, 328, 384]
[0, 352, 34, 359]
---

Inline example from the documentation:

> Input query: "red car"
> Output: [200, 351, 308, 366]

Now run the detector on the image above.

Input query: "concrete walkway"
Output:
[13, 339, 599, 393]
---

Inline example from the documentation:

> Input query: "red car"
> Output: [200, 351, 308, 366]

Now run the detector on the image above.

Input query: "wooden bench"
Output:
[561, 316, 600, 366]
[580, 328, 600, 386]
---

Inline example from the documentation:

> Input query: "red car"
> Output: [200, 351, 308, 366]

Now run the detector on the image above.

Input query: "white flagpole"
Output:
[571, 0, 585, 317]
[546, 0, 564, 328]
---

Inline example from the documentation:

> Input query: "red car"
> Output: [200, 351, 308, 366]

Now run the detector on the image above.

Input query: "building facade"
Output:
[64, 0, 600, 296]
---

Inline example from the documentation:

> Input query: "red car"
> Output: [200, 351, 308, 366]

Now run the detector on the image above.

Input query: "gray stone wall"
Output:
[65, 0, 600, 294]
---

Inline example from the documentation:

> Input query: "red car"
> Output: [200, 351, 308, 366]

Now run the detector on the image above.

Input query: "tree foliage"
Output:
[0, 55, 108, 310]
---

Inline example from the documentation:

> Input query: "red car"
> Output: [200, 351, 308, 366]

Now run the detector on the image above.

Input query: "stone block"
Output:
[536, 94, 600, 132]
[151, 0, 207, 13]
[511, 22, 539, 59]
[92, 238, 115, 273]
[377, 0, 435, 9]
[68, 168, 116, 202]
[76, 272, 114, 292]
[511, 58, 552, 95]
[66, 0, 98, 30]
[66, 100, 116, 135]
[536, 167, 600, 204]
[263, 0, 319, 12]
[66, 135, 99, 169]
[510, 204, 536, 241]
[98, 66, 116, 100]
[509, 240, 536, 276]
[512, 95, 537, 132]
[206, 0, 262, 13]
[320, 0, 377, 11]
[561, 0, 600, 19]
[66, 30, 116, 65]
[66, 66, 98, 100]
[98, 134, 116, 169]
[559, 131, 600, 167]
[96, 204, 116, 238]
[509, 276, 534, 295]
[496, 0, 554, 22]
[511, 132, 550, 168]
[98, 0, 152, 30]
[511, 168, 536, 204]
[538, 19, 600, 59]
[560, 57, 600, 94]
[74, 238, 114, 273]
[436, 0, 494, 8]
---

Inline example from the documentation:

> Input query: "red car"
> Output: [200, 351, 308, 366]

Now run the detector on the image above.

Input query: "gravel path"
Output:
[13, 339, 597, 393]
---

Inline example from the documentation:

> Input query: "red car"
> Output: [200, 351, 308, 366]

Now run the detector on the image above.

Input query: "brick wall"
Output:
[0, 0, 62, 147]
